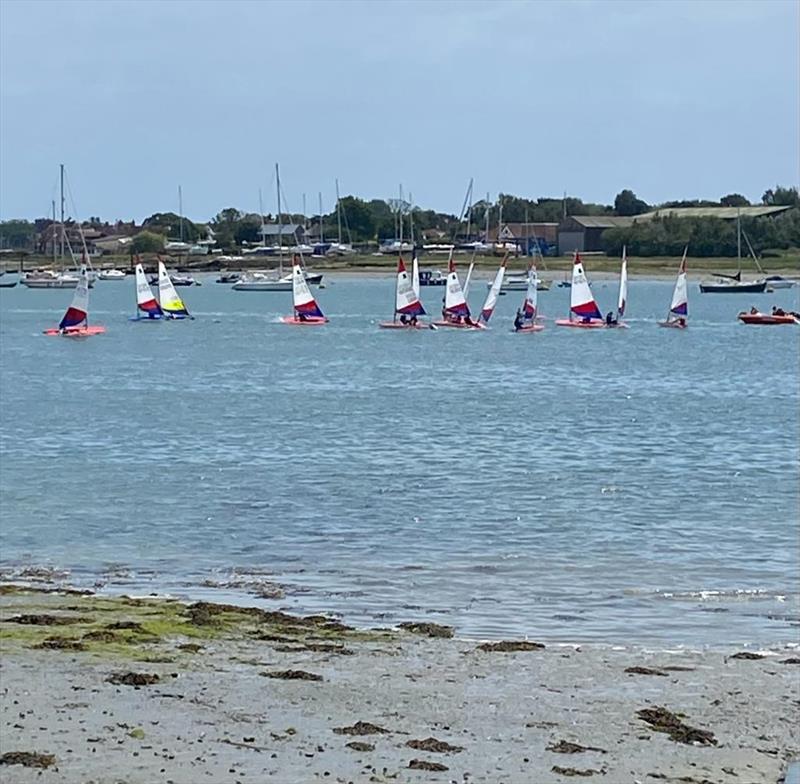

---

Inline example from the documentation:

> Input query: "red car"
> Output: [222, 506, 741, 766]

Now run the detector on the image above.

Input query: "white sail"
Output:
[479, 257, 506, 322]
[59, 266, 90, 329]
[292, 256, 324, 316]
[158, 261, 189, 315]
[412, 255, 420, 298]
[669, 249, 689, 317]
[135, 263, 160, 314]
[617, 248, 628, 318]
[462, 260, 475, 299]
[395, 257, 424, 315]
[523, 265, 538, 319]
[444, 259, 469, 315]
[570, 252, 602, 319]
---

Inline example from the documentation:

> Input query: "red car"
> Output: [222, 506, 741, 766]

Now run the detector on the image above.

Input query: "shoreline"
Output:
[1, 586, 798, 783]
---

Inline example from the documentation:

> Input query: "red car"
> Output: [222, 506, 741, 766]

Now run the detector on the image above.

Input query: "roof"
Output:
[260, 224, 304, 236]
[639, 205, 791, 220]
[566, 216, 636, 229]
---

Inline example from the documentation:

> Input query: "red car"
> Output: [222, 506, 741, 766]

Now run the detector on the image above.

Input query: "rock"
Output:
[636, 706, 716, 746]
[333, 722, 391, 736]
[106, 672, 160, 687]
[546, 740, 607, 754]
[624, 666, 667, 676]
[398, 622, 454, 638]
[406, 737, 463, 753]
[730, 652, 765, 660]
[345, 741, 375, 752]
[260, 670, 323, 681]
[0, 751, 57, 768]
[408, 759, 449, 771]
[476, 640, 545, 652]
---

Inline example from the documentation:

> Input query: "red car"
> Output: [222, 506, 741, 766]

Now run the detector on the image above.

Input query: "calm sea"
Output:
[1, 271, 798, 647]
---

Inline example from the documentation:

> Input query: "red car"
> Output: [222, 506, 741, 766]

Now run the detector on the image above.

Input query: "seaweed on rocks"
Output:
[780, 657, 800, 664]
[82, 630, 119, 643]
[551, 765, 604, 776]
[7, 613, 88, 626]
[261, 669, 323, 681]
[625, 666, 668, 676]
[477, 640, 545, 652]
[546, 740, 607, 754]
[398, 622, 454, 638]
[333, 722, 391, 736]
[406, 737, 463, 753]
[345, 741, 375, 751]
[730, 652, 766, 660]
[0, 751, 57, 769]
[636, 706, 717, 746]
[106, 672, 160, 686]
[33, 636, 85, 650]
[409, 759, 449, 771]
[106, 620, 144, 630]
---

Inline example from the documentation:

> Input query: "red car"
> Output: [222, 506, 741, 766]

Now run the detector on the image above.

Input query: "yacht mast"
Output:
[318, 192, 324, 244]
[408, 191, 414, 250]
[398, 184, 403, 247]
[276, 163, 283, 276]
[52, 200, 57, 267]
[336, 179, 342, 245]
[59, 163, 65, 261]
[259, 188, 266, 248]
[736, 207, 741, 273]
[178, 185, 184, 243]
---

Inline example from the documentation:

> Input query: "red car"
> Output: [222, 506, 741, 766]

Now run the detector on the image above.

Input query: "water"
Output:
[1, 272, 798, 647]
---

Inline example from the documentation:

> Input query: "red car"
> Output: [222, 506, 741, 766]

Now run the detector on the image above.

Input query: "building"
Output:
[488, 222, 559, 255]
[557, 206, 792, 254]
[259, 224, 307, 245]
[557, 216, 635, 254]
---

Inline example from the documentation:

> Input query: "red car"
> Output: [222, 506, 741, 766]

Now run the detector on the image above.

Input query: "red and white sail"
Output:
[522, 263, 538, 320]
[292, 255, 325, 317]
[135, 262, 162, 317]
[570, 252, 602, 320]
[669, 248, 688, 317]
[444, 257, 470, 317]
[617, 247, 628, 319]
[58, 266, 90, 329]
[395, 256, 425, 316]
[479, 256, 507, 323]
[411, 256, 420, 299]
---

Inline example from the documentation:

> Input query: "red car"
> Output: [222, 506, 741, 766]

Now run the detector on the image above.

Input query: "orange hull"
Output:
[378, 321, 428, 330]
[554, 318, 606, 329]
[431, 320, 485, 330]
[280, 316, 327, 326]
[43, 325, 106, 337]
[738, 313, 798, 325]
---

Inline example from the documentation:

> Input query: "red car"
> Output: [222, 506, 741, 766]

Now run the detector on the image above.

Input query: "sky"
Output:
[1, 0, 798, 223]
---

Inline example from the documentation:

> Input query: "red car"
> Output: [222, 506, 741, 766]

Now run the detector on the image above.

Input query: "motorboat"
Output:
[764, 275, 796, 290]
[417, 269, 446, 286]
[738, 310, 799, 325]
[487, 274, 550, 292]
[22, 270, 83, 289]
[148, 270, 198, 287]
[98, 268, 126, 280]
[232, 271, 291, 291]
[699, 278, 766, 293]
[216, 272, 242, 284]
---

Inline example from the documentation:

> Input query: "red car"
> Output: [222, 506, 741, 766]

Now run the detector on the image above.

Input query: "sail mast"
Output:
[336, 179, 342, 245]
[408, 191, 414, 251]
[52, 200, 57, 267]
[276, 163, 283, 277]
[398, 184, 403, 247]
[736, 207, 741, 275]
[259, 189, 266, 248]
[59, 163, 65, 263]
[318, 192, 324, 244]
[178, 185, 184, 243]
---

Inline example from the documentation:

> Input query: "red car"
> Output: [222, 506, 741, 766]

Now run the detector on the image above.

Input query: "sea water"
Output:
[1, 273, 798, 646]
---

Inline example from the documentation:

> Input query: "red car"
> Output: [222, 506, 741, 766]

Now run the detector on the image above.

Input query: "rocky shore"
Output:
[1, 586, 798, 783]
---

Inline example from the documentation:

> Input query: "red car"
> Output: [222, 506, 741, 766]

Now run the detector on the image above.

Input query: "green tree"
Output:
[719, 193, 750, 207]
[234, 214, 263, 245]
[0, 219, 36, 249]
[143, 212, 200, 242]
[614, 189, 649, 216]
[131, 231, 165, 254]
[762, 186, 800, 207]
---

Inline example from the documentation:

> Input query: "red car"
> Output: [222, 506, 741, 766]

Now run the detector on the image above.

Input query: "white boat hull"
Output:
[232, 281, 292, 291]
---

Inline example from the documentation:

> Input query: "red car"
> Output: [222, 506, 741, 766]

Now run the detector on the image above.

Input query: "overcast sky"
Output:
[1, 0, 797, 222]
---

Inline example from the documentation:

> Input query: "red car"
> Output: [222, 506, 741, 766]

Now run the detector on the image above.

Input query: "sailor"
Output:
[514, 309, 524, 331]
[605, 311, 617, 326]
[298, 312, 309, 322]
[399, 313, 408, 324]
[409, 314, 418, 326]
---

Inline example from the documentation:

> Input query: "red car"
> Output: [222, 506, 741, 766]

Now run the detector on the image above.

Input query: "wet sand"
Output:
[1, 587, 798, 783]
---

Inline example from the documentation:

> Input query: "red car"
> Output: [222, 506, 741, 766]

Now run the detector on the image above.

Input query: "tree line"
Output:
[1, 186, 798, 257]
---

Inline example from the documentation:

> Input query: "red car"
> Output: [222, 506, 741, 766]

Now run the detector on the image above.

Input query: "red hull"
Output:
[281, 316, 328, 325]
[738, 313, 798, 325]
[378, 321, 428, 330]
[554, 318, 607, 329]
[658, 320, 687, 329]
[431, 320, 485, 330]
[43, 325, 106, 337]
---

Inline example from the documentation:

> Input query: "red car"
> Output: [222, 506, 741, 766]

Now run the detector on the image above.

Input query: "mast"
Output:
[59, 163, 65, 262]
[52, 200, 57, 267]
[258, 188, 266, 248]
[736, 207, 741, 273]
[276, 163, 283, 276]
[408, 191, 414, 251]
[302, 193, 307, 239]
[398, 184, 403, 247]
[335, 179, 342, 245]
[485, 192, 490, 245]
[178, 185, 184, 243]
[465, 180, 472, 243]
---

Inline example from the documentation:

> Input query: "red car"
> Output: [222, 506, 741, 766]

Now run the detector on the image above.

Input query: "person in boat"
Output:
[298, 312, 309, 322]
[464, 314, 474, 326]
[399, 313, 408, 325]
[409, 314, 418, 326]
[676, 317, 687, 327]
[773, 306, 787, 316]
[751, 306, 759, 314]
[581, 316, 592, 324]
[605, 311, 617, 326]
[514, 309, 523, 331]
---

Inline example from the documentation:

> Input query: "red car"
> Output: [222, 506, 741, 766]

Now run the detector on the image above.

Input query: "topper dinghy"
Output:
[43, 267, 105, 336]
[555, 252, 606, 328]
[659, 248, 689, 329]
[432, 257, 484, 329]
[157, 261, 193, 319]
[514, 263, 545, 332]
[281, 255, 328, 324]
[379, 256, 428, 328]
[130, 261, 164, 320]
[475, 255, 507, 327]
[607, 248, 630, 328]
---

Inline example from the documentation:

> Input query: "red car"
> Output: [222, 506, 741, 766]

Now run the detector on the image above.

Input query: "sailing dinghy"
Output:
[281, 255, 328, 324]
[432, 257, 483, 329]
[131, 261, 164, 320]
[412, 256, 420, 299]
[514, 263, 545, 332]
[379, 256, 428, 329]
[659, 248, 689, 329]
[606, 247, 630, 328]
[157, 260, 193, 319]
[43, 267, 105, 336]
[475, 255, 507, 327]
[555, 252, 606, 328]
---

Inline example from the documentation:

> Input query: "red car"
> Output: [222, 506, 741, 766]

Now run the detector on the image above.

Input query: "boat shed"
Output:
[259, 224, 307, 244]
[557, 216, 636, 254]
